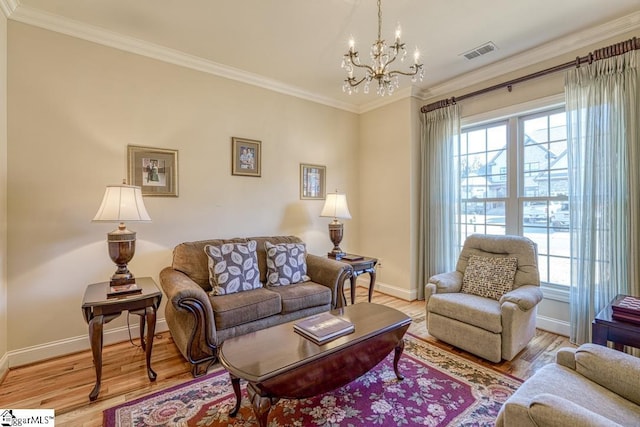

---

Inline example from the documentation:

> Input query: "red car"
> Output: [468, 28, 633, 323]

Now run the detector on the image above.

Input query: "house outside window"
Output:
[457, 107, 570, 289]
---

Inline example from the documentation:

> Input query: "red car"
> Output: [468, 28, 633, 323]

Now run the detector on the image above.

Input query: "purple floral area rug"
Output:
[103, 334, 521, 426]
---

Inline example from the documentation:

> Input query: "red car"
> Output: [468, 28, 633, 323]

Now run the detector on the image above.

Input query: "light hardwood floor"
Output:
[0, 288, 574, 426]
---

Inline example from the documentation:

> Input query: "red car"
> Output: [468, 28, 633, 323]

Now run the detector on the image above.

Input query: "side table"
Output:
[81, 276, 162, 401]
[332, 255, 378, 304]
[592, 295, 640, 351]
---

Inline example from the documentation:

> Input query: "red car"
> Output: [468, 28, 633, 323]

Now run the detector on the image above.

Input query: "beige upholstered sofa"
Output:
[497, 343, 640, 426]
[425, 234, 543, 363]
[160, 235, 352, 376]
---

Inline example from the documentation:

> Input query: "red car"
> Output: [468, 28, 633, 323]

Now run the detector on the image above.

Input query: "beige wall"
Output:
[0, 9, 8, 377]
[6, 22, 358, 359]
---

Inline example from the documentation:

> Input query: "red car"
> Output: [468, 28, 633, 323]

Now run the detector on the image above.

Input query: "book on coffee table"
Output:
[294, 312, 355, 344]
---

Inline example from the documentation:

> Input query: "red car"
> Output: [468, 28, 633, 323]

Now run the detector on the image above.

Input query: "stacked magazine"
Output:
[294, 312, 355, 344]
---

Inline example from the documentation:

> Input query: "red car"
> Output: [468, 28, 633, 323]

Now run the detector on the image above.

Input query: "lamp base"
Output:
[328, 251, 346, 260]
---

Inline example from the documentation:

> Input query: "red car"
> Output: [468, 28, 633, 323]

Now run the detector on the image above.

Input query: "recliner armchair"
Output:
[425, 234, 543, 363]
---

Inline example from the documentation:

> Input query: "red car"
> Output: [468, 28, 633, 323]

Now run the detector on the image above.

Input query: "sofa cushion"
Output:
[267, 281, 331, 314]
[462, 255, 518, 300]
[265, 241, 310, 286]
[210, 288, 281, 330]
[205, 240, 262, 295]
[252, 236, 304, 283]
[172, 237, 248, 291]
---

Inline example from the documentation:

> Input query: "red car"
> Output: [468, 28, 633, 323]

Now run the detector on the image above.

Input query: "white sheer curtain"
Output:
[565, 50, 640, 344]
[418, 104, 460, 300]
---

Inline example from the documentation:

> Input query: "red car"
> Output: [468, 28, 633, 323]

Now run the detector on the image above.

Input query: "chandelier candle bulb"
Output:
[395, 24, 401, 42]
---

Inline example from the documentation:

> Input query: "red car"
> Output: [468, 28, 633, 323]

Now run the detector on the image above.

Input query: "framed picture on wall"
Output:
[127, 145, 179, 197]
[232, 137, 262, 177]
[300, 163, 326, 200]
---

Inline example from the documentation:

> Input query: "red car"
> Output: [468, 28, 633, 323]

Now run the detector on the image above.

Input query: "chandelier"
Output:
[342, 0, 424, 96]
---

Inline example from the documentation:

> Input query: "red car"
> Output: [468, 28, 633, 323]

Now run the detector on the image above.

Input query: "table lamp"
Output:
[320, 191, 352, 259]
[92, 182, 151, 286]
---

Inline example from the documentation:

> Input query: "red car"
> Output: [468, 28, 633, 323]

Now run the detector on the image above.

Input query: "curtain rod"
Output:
[420, 36, 640, 114]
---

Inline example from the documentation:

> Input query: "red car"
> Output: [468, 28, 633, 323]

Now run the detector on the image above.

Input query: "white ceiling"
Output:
[3, 0, 640, 112]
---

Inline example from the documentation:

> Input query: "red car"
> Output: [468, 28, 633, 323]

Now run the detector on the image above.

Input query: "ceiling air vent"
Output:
[461, 41, 498, 60]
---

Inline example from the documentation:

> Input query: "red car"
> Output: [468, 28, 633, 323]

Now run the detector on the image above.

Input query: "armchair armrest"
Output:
[427, 271, 463, 294]
[573, 343, 640, 406]
[306, 254, 353, 308]
[499, 285, 543, 311]
[529, 393, 623, 427]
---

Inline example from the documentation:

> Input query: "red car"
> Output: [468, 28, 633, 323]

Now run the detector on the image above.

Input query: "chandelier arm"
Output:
[387, 66, 423, 78]
[347, 57, 376, 74]
[345, 76, 369, 87]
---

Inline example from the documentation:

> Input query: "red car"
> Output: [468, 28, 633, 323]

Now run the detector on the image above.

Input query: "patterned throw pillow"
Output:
[461, 255, 518, 300]
[265, 241, 311, 286]
[204, 240, 262, 296]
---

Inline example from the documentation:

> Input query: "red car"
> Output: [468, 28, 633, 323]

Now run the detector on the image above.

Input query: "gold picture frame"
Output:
[300, 164, 326, 200]
[127, 145, 179, 197]
[232, 137, 262, 177]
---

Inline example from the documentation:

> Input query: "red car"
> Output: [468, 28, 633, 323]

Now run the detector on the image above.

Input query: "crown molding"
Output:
[418, 10, 640, 101]
[0, 0, 17, 18]
[5, 2, 639, 114]
[7, 4, 361, 114]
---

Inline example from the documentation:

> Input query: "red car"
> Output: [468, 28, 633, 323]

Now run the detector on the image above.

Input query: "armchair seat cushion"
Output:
[211, 288, 281, 330]
[428, 293, 502, 333]
[267, 281, 331, 314]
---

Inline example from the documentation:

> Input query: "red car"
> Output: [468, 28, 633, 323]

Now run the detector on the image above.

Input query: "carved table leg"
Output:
[247, 383, 278, 427]
[229, 374, 242, 417]
[393, 338, 405, 380]
[139, 312, 147, 351]
[367, 270, 377, 303]
[144, 306, 157, 381]
[88, 315, 104, 401]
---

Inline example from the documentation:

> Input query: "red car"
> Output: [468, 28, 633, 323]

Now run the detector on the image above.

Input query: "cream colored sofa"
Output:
[160, 235, 352, 376]
[425, 234, 543, 363]
[497, 344, 640, 426]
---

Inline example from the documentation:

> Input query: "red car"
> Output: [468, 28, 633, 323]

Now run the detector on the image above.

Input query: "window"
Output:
[457, 107, 570, 287]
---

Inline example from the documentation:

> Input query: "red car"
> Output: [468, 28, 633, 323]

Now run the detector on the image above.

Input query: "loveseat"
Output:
[496, 343, 640, 426]
[160, 235, 352, 376]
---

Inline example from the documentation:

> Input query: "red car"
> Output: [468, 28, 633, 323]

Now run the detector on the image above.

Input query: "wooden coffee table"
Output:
[218, 303, 411, 427]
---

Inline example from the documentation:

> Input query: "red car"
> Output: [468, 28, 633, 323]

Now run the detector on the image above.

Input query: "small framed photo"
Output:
[127, 145, 178, 197]
[232, 137, 261, 177]
[300, 164, 326, 200]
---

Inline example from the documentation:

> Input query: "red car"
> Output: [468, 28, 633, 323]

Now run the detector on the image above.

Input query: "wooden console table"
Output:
[81, 276, 162, 401]
[332, 255, 378, 304]
[592, 295, 640, 350]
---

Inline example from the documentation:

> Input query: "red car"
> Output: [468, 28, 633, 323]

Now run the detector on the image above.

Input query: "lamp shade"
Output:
[320, 193, 352, 220]
[92, 184, 151, 222]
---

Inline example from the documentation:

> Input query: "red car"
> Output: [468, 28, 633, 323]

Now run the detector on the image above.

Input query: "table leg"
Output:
[229, 374, 242, 417]
[367, 270, 377, 303]
[591, 321, 608, 346]
[88, 315, 104, 401]
[393, 338, 405, 381]
[350, 275, 357, 305]
[144, 306, 157, 381]
[247, 383, 277, 427]
[139, 312, 147, 351]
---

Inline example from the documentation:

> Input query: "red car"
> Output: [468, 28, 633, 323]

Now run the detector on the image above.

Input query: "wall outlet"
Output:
[377, 258, 383, 268]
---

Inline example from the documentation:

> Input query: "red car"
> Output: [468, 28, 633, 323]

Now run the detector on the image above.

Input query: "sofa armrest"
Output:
[306, 254, 353, 308]
[573, 343, 640, 406]
[499, 285, 543, 311]
[529, 393, 623, 427]
[159, 266, 218, 375]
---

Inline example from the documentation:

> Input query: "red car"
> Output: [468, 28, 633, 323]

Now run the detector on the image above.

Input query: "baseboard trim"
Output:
[7, 319, 168, 368]
[354, 278, 417, 302]
[0, 351, 9, 382]
[535, 315, 570, 337]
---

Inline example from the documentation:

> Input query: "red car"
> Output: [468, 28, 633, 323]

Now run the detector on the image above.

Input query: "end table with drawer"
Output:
[332, 255, 378, 304]
[81, 276, 162, 401]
